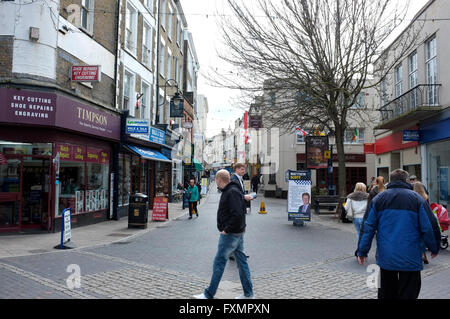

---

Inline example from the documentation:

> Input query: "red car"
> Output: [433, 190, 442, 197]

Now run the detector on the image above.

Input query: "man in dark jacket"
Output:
[194, 169, 254, 299]
[357, 169, 441, 299]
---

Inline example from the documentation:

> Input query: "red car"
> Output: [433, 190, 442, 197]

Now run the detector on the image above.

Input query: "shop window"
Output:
[58, 162, 85, 216]
[156, 161, 170, 196]
[427, 140, 449, 206]
[86, 163, 109, 212]
[0, 142, 52, 156]
[56, 144, 110, 216]
[118, 154, 131, 206]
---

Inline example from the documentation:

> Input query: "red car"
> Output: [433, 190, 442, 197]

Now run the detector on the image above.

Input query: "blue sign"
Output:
[149, 127, 166, 145]
[403, 130, 420, 142]
[126, 119, 149, 134]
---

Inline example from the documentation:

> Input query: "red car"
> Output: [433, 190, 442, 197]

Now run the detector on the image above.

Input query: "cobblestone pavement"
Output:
[1, 187, 449, 299]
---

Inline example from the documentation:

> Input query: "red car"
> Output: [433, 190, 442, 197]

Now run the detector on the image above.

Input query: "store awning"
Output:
[193, 159, 204, 172]
[125, 145, 172, 163]
[183, 159, 204, 171]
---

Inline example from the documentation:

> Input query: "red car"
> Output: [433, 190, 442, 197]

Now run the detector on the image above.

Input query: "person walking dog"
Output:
[357, 169, 441, 299]
[193, 169, 255, 299]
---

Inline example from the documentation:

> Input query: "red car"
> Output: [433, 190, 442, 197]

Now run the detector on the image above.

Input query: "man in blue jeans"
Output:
[194, 169, 254, 299]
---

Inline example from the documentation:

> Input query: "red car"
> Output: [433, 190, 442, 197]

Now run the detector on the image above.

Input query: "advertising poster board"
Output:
[152, 196, 168, 221]
[287, 170, 312, 222]
[306, 136, 329, 169]
[201, 177, 208, 195]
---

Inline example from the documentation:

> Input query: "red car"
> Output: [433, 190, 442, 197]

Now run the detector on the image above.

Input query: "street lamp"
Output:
[156, 78, 183, 124]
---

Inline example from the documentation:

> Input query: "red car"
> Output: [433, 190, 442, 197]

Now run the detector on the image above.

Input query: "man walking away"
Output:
[357, 169, 441, 299]
[193, 170, 255, 299]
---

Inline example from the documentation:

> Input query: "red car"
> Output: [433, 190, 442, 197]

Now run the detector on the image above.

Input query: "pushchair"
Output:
[431, 203, 450, 250]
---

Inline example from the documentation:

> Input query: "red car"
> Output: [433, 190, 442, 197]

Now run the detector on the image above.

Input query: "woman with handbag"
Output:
[187, 179, 200, 219]
[345, 183, 369, 243]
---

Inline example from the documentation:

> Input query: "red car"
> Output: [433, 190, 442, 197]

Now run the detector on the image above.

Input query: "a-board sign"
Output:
[287, 170, 312, 222]
[60, 208, 72, 248]
[201, 177, 208, 195]
[152, 196, 168, 221]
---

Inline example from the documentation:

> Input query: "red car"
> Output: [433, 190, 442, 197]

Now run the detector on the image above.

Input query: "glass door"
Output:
[0, 158, 21, 230]
[21, 157, 51, 230]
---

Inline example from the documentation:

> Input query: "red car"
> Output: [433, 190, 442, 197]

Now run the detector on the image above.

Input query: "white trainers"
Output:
[193, 293, 208, 299]
[235, 294, 255, 299]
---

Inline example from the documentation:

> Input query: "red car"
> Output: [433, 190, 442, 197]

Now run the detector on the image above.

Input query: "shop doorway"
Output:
[0, 156, 52, 232]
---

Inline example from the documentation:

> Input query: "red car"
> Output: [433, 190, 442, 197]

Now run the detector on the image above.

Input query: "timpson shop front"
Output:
[0, 86, 121, 233]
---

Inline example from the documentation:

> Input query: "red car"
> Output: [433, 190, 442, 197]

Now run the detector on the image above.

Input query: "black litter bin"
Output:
[128, 193, 149, 229]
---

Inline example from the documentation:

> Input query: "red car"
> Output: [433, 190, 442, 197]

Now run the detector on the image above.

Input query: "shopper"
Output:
[367, 176, 386, 209]
[345, 183, 369, 243]
[357, 169, 441, 299]
[193, 169, 255, 299]
[251, 174, 260, 194]
[229, 163, 252, 260]
[414, 181, 432, 264]
[186, 179, 199, 219]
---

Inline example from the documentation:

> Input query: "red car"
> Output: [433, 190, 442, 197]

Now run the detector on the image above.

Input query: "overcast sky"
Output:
[179, 0, 429, 138]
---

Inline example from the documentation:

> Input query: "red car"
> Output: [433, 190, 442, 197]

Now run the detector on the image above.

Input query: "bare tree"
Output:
[212, 0, 421, 196]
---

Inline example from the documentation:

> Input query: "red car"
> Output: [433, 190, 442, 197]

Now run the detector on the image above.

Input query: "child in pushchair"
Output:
[431, 203, 449, 250]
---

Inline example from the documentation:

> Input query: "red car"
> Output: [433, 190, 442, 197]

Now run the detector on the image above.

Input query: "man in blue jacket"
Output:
[357, 169, 441, 299]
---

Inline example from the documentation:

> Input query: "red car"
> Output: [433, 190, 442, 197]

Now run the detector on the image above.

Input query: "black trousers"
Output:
[378, 269, 421, 299]
[189, 201, 198, 217]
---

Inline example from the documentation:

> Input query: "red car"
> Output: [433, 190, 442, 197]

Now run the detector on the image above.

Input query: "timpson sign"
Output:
[0, 88, 120, 141]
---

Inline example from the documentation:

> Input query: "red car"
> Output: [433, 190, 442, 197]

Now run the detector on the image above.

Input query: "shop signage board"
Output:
[55, 144, 109, 164]
[170, 99, 184, 118]
[249, 115, 263, 129]
[306, 136, 329, 169]
[0, 88, 121, 141]
[149, 127, 166, 145]
[152, 196, 168, 221]
[287, 170, 312, 222]
[126, 119, 149, 134]
[71, 65, 101, 82]
[403, 130, 420, 142]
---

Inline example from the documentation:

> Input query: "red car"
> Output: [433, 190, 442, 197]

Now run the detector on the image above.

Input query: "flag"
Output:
[244, 130, 250, 144]
[296, 127, 308, 137]
[352, 128, 358, 142]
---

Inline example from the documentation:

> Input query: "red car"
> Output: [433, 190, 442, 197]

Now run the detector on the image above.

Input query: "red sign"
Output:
[71, 66, 101, 82]
[364, 143, 375, 154]
[152, 196, 168, 221]
[55, 144, 108, 164]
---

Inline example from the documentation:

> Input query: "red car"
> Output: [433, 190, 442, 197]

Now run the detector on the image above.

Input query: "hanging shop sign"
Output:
[170, 99, 184, 118]
[306, 136, 329, 169]
[249, 115, 263, 129]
